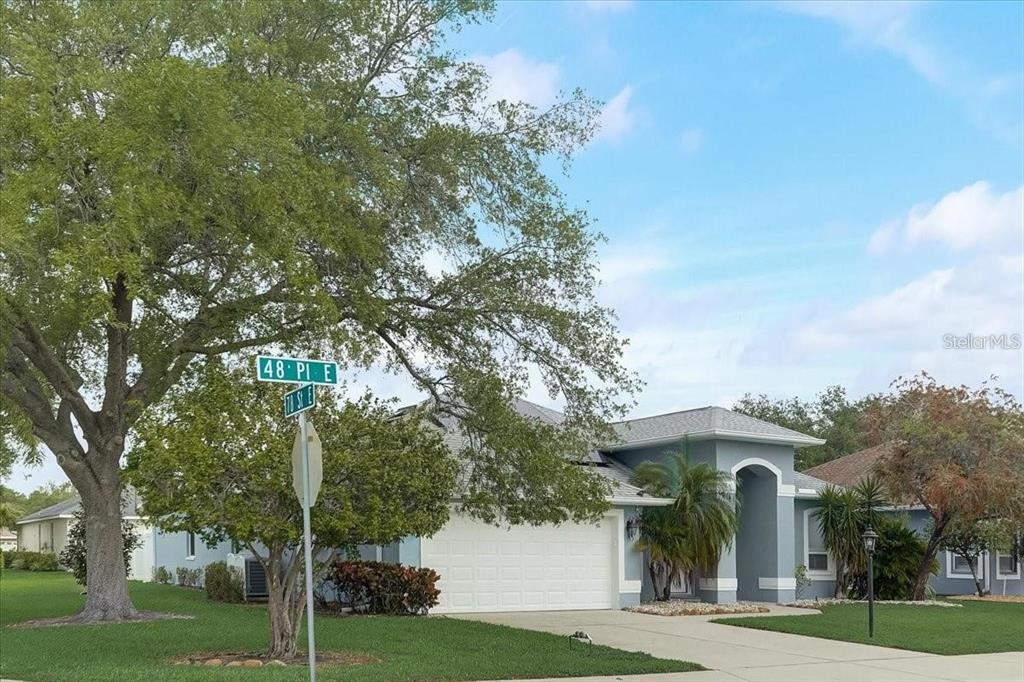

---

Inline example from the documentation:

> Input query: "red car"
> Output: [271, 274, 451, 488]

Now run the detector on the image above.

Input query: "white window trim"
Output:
[945, 550, 986, 579]
[185, 532, 196, 560]
[995, 551, 1020, 580]
[802, 508, 835, 581]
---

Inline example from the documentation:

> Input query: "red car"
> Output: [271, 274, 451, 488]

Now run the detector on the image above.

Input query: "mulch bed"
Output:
[11, 611, 194, 628]
[175, 652, 381, 668]
[626, 601, 769, 616]
[947, 594, 1024, 603]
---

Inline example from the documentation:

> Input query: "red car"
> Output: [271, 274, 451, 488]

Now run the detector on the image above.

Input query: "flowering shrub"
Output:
[328, 560, 440, 614]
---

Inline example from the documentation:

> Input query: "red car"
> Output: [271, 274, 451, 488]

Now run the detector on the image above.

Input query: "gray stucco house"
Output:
[134, 400, 1021, 611]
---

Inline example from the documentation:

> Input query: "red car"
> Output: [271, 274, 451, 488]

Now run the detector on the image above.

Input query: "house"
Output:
[130, 400, 1021, 610]
[140, 401, 830, 612]
[805, 446, 1022, 598]
[14, 490, 157, 581]
[0, 527, 17, 551]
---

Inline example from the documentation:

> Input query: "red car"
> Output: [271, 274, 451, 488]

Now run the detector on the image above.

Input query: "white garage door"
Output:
[422, 514, 616, 614]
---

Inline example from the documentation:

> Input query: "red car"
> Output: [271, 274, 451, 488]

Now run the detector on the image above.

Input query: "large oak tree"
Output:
[0, 1, 634, 621]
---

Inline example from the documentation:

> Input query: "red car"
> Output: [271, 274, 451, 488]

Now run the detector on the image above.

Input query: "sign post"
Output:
[298, 410, 317, 681]
[256, 355, 337, 682]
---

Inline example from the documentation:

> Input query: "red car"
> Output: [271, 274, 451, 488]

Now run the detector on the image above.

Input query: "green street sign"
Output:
[256, 355, 338, 385]
[283, 383, 315, 418]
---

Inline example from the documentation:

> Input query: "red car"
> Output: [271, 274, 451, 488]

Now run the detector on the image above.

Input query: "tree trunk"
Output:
[911, 517, 948, 601]
[967, 558, 985, 597]
[73, 470, 137, 622]
[267, 568, 298, 659]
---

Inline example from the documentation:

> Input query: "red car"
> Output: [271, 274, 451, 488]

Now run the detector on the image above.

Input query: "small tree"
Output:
[865, 373, 1024, 600]
[128, 362, 459, 659]
[630, 451, 738, 599]
[60, 506, 140, 586]
[940, 519, 1000, 597]
[816, 485, 865, 598]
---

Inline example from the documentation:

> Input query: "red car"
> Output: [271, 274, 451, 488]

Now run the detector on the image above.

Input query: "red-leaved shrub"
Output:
[328, 560, 440, 614]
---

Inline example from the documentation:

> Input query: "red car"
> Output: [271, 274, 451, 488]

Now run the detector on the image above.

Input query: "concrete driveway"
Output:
[450, 607, 1024, 682]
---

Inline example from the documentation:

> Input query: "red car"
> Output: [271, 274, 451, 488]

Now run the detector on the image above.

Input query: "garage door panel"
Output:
[424, 514, 616, 613]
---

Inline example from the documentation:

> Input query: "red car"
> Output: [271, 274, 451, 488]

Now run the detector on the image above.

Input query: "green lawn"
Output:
[716, 601, 1024, 655]
[0, 571, 700, 681]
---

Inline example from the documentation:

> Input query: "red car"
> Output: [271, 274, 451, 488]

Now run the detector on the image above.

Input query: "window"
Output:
[803, 509, 834, 578]
[996, 552, 1020, 579]
[186, 532, 196, 558]
[946, 551, 985, 579]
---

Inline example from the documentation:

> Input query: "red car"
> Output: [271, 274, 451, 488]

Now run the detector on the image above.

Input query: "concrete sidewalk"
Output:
[453, 608, 1024, 682]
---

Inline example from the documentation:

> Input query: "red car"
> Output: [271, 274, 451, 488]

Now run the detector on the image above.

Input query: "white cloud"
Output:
[679, 128, 704, 155]
[870, 182, 1024, 253]
[593, 86, 636, 143]
[473, 49, 560, 109]
[583, 0, 634, 12]
[777, 1, 943, 85]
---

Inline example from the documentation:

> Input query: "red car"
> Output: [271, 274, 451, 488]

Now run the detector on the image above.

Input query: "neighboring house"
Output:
[804, 447, 1022, 598]
[14, 489, 157, 581]
[0, 526, 17, 551]
[143, 401, 834, 612]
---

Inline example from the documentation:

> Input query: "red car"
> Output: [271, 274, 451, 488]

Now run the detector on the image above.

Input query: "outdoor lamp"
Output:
[862, 527, 878, 638]
[862, 527, 878, 554]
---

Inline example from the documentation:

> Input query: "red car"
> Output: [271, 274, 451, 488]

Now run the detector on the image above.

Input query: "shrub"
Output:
[176, 566, 202, 588]
[794, 564, 811, 600]
[5, 550, 61, 571]
[152, 566, 172, 584]
[849, 515, 937, 600]
[327, 560, 440, 614]
[59, 508, 141, 585]
[204, 561, 243, 602]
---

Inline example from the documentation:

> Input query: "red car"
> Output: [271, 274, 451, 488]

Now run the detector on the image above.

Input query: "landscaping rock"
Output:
[266, 660, 287, 667]
[203, 658, 223, 666]
[225, 661, 243, 667]
[626, 600, 769, 616]
[782, 598, 961, 608]
[242, 659, 263, 668]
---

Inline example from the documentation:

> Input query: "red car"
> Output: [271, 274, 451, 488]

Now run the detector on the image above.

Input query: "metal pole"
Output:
[299, 411, 317, 681]
[867, 552, 875, 638]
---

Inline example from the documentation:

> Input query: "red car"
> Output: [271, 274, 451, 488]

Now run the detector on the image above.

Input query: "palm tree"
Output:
[816, 484, 866, 597]
[630, 451, 739, 599]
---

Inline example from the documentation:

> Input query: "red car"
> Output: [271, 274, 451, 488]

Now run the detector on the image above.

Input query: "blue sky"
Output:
[453, 0, 1024, 411]
[6, 1, 1023, 492]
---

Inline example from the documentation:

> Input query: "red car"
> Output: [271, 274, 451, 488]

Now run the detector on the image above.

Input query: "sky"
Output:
[6, 0, 1024, 493]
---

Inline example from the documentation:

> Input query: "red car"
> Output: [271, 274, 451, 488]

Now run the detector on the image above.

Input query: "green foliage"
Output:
[733, 386, 872, 470]
[794, 564, 811, 600]
[203, 562, 243, 603]
[851, 515, 936, 600]
[1, 0, 632, 536]
[152, 566, 172, 585]
[175, 567, 201, 588]
[630, 451, 738, 600]
[816, 485, 868, 597]
[59, 507, 140, 585]
[328, 560, 441, 615]
[940, 518, 1003, 596]
[5, 550, 59, 571]
[0, 483, 75, 523]
[128, 361, 458, 554]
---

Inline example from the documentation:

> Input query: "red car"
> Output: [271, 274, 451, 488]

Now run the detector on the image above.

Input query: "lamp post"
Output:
[862, 527, 878, 638]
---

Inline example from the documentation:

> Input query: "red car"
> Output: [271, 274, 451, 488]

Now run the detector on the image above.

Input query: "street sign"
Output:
[256, 355, 338, 385]
[291, 420, 323, 507]
[283, 383, 315, 418]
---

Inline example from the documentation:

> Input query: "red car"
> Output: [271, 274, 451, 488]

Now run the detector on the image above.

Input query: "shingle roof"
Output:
[803, 443, 895, 487]
[15, 488, 145, 524]
[608, 406, 825, 448]
[794, 471, 832, 495]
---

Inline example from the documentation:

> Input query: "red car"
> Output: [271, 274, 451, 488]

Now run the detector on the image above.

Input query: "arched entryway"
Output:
[733, 460, 780, 601]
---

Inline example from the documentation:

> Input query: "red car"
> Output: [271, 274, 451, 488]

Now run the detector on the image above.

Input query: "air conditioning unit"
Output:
[227, 552, 268, 601]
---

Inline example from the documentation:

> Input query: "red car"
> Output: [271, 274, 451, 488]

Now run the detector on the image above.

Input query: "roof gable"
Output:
[803, 443, 894, 487]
